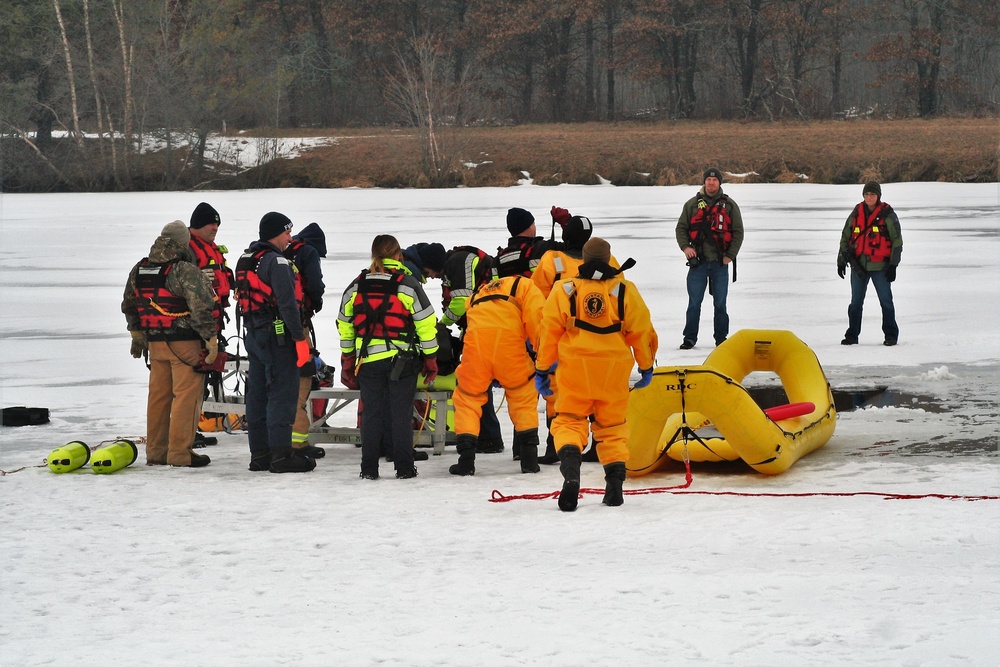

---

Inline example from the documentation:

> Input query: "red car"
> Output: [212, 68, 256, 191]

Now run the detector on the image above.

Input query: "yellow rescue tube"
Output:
[626, 330, 836, 476]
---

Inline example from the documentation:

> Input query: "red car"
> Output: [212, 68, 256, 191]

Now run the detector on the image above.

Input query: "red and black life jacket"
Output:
[189, 236, 233, 307]
[134, 259, 191, 333]
[234, 249, 276, 316]
[495, 238, 544, 278]
[352, 270, 415, 350]
[849, 202, 894, 263]
[688, 195, 734, 253]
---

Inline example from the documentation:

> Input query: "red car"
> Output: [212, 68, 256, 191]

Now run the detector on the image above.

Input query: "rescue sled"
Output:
[626, 329, 836, 476]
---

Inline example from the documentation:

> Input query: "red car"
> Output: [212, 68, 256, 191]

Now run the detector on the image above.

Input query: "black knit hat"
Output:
[190, 202, 220, 229]
[417, 242, 447, 273]
[863, 181, 882, 197]
[563, 216, 593, 251]
[259, 211, 293, 241]
[703, 167, 723, 184]
[506, 207, 535, 236]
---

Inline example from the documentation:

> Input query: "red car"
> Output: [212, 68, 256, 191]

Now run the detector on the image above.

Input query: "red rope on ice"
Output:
[489, 458, 999, 503]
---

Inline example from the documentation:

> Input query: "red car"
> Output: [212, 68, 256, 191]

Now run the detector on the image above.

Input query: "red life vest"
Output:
[134, 259, 191, 333]
[849, 202, 894, 263]
[234, 249, 276, 316]
[352, 270, 415, 347]
[688, 195, 734, 253]
[189, 236, 232, 307]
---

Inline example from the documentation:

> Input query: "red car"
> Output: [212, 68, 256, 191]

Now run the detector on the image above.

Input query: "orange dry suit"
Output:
[453, 276, 545, 436]
[535, 258, 658, 466]
[532, 248, 621, 421]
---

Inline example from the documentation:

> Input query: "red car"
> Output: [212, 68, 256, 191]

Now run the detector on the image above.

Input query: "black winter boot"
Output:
[602, 462, 627, 506]
[538, 418, 559, 465]
[557, 446, 582, 512]
[269, 448, 316, 473]
[449, 435, 477, 476]
[249, 451, 272, 472]
[515, 429, 540, 474]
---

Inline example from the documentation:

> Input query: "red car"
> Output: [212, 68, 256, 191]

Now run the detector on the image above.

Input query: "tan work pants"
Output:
[147, 340, 203, 466]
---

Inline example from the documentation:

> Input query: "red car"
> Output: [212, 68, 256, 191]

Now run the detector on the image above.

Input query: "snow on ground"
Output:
[1, 183, 998, 666]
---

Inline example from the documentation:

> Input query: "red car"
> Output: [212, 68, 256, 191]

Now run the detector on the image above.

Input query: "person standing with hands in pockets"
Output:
[675, 167, 744, 350]
[235, 212, 315, 473]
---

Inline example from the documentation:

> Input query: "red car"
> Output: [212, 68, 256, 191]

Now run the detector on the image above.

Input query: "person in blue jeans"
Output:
[837, 181, 902, 346]
[674, 168, 744, 349]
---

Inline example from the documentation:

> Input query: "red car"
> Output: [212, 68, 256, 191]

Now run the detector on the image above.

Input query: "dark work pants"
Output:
[245, 325, 299, 455]
[479, 388, 502, 442]
[359, 357, 418, 476]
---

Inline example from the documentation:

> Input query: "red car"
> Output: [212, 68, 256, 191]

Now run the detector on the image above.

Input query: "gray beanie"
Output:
[161, 220, 190, 246]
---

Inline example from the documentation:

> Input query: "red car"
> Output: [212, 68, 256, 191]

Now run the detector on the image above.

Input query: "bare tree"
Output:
[385, 33, 471, 185]
[51, 0, 83, 148]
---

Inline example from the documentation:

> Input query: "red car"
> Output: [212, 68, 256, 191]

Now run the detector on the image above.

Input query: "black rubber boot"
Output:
[539, 418, 559, 465]
[557, 446, 582, 512]
[449, 435, 477, 476]
[249, 451, 272, 472]
[515, 429, 540, 474]
[602, 462, 626, 507]
[269, 448, 316, 473]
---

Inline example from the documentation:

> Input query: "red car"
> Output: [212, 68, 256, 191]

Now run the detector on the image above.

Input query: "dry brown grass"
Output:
[251, 118, 998, 188]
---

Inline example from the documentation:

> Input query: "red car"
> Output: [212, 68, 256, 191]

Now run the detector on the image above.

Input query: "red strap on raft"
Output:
[762, 402, 815, 421]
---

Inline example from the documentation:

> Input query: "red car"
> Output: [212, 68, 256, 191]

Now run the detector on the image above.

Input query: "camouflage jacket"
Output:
[122, 235, 219, 341]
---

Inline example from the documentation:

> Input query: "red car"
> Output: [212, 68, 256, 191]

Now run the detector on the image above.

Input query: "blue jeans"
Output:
[245, 325, 300, 455]
[683, 260, 730, 345]
[845, 268, 898, 343]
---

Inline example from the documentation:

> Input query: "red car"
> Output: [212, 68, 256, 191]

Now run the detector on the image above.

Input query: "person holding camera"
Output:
[675, 167, 744, 350]
[337, 235, 439, 480]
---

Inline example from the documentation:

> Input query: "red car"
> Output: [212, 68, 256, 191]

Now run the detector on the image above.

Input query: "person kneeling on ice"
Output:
[534, 238, 658, 511]
[448, 258, 547, 476]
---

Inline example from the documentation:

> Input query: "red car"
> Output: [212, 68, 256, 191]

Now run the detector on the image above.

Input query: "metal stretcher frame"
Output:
[204, 386, 456, 455]
[307, 389, 455, 454]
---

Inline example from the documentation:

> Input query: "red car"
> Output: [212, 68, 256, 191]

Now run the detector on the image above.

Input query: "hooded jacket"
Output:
[122, 235, 219, 342]
[286, 222, 327, 317]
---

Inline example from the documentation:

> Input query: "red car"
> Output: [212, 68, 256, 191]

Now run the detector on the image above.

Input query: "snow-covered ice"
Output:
[1, 183, 998, 665]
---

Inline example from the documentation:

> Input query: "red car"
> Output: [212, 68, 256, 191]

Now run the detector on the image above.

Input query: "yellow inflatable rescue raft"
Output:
[626, 330, 836, 476]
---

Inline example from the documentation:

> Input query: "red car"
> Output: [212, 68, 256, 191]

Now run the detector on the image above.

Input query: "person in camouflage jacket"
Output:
[122, 221, 220, 467]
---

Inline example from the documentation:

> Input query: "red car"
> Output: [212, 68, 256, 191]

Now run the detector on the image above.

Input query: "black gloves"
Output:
[886, 265, 897, 283]
[837, 254, 847, 280]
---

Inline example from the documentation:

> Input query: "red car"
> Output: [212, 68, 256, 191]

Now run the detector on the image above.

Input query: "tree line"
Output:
[1, 0, 997, 191]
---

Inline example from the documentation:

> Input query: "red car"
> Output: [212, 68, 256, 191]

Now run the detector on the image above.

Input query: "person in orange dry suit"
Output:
[448, 265, 546, 477]
[534, 237, 658, 511]
[531, 213, 621, 465]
